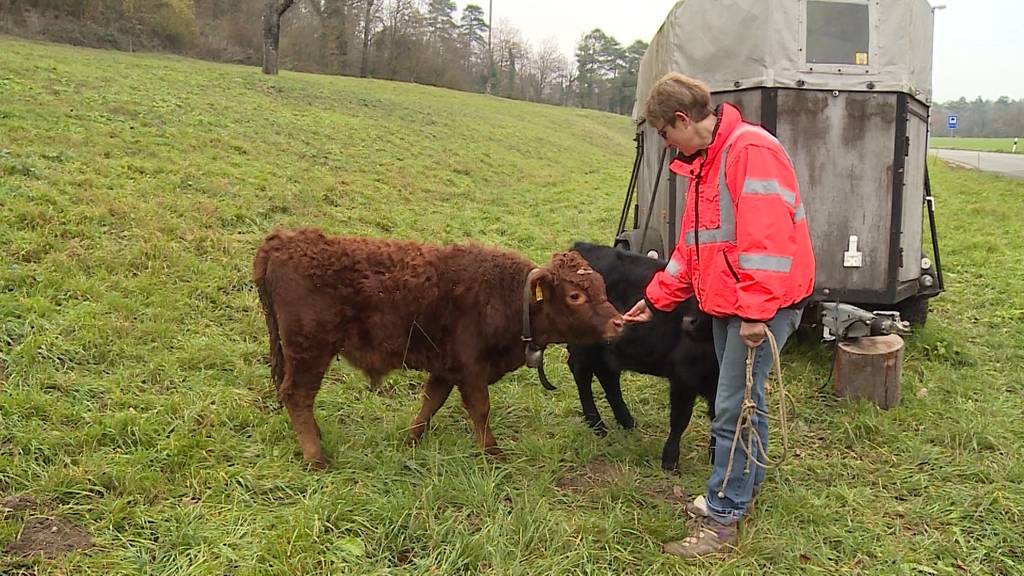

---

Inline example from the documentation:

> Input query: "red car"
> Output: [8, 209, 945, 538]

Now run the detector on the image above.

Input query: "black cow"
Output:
[566, 242, 719, 471]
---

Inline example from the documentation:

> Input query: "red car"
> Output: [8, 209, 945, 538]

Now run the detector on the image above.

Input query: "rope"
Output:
[717, 329, 790, 499]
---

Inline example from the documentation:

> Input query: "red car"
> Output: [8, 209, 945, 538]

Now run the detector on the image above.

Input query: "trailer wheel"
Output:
[897, 295, 930, 326]
[615, 229, 663, 258]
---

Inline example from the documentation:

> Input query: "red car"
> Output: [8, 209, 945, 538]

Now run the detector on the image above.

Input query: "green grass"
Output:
[930, 137, 1022, 154]
[2, 35, 1024, 575]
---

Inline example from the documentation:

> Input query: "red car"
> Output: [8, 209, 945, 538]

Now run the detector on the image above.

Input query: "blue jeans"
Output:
[705, 308, 803, 525]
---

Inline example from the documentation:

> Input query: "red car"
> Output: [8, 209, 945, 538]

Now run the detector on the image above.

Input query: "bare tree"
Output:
[310, 0, 358, 76]
[492, 21, 528, 99]
[359, 0, 381, 77]
[558, 59, 578, 107]
[378, 0, 422, 81]
[530, 37, 562, 103]
[263, 0, 298, 74]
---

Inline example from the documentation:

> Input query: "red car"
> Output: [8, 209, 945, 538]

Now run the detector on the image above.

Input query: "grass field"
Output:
[930, 137, 1021, 154]
[2, 36, 1024, 575]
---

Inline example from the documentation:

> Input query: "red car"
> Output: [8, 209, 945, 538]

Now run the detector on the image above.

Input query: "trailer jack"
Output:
[820, 302, 912, 341]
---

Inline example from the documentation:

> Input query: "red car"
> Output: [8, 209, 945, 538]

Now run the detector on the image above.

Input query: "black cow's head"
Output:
[679, 297, 712, 338]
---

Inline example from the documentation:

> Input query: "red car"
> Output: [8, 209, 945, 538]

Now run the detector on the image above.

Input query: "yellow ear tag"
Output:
[534, 285, 544, 302]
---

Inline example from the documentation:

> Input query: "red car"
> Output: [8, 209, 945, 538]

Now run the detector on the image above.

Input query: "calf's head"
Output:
[528, 250, 624, 345]
[679, 297, 712, 338]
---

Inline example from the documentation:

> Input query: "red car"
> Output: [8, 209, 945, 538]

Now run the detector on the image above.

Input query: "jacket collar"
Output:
[670, 102, 745, 171]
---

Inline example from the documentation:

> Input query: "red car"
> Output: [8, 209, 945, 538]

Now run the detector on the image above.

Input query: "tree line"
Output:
[929, 97, 1024, 138]
[2, 0, 1021, 128]
[0, 0, 646, 114]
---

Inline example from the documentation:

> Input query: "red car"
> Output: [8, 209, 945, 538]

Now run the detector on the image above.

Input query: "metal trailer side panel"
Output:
[711, 90, 764, 130]
[774, 89, 898, 300]
[634, 126, 678, 258]
[899, 97, 930, 283]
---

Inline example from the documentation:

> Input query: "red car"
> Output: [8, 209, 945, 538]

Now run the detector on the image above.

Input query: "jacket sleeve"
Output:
[729, 143, 802, 322]
[644, 236, 694, 312]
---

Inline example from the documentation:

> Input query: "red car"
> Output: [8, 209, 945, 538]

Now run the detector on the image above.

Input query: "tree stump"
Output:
[833, 334, 904, 409]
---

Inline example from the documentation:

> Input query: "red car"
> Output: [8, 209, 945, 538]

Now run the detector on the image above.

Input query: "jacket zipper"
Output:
[723, 251, 741, 282]
[692, 163, 704, 262]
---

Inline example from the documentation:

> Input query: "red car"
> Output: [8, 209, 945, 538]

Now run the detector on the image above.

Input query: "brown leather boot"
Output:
[662, 515, 739, 558]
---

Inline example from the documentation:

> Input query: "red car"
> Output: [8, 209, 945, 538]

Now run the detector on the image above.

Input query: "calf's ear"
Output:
[527, 267, 552, 303]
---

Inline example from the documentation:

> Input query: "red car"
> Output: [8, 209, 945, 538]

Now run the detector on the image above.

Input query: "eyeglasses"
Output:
[655, 120, 675, 140]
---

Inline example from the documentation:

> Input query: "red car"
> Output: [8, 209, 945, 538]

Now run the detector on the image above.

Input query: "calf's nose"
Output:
[604, 315, 625, 339]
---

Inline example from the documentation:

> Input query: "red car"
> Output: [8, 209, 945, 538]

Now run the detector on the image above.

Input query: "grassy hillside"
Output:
[930, 137, 1021, 154]
[2, 36, 1024, 575]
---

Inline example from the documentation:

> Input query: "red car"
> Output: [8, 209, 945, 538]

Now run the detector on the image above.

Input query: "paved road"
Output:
[931, 148, 1024, 180]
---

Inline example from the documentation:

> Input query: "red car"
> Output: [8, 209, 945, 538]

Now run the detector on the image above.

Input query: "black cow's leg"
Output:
[407, 373, 454, 445]
[661, 378, 697, 471]
[704, 375, 718, 464]
[569, 347, 606, 435]
[594, 365, 634, 430]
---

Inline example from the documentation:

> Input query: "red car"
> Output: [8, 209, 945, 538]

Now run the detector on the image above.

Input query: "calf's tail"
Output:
[253, 243, 285, 399]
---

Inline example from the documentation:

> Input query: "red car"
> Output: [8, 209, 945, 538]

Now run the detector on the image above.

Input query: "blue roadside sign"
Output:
[947, 115, 958, 130]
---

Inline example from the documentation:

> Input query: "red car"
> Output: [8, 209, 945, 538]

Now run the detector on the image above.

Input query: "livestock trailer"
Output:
[616, 0, 944, 326]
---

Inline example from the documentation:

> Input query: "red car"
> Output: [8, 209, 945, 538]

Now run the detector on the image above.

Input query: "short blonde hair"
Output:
[644, 72, 714, 127]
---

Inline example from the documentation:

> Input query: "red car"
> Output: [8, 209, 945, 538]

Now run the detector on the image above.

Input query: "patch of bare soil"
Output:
[554, 460, 625, 492]
[395, 547, 414, 566]
[641, 479, 691, 510]
[1, 495, 38, 514]
[5, 517, 94, 558]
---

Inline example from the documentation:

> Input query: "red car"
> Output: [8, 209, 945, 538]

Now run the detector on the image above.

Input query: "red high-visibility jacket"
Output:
[645, 103, 815, 321]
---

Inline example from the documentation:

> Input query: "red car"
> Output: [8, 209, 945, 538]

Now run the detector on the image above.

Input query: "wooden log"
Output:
[833, 334, 904, 409]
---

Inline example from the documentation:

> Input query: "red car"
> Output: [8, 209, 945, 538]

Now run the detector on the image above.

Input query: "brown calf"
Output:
[253, 228, 624, 468]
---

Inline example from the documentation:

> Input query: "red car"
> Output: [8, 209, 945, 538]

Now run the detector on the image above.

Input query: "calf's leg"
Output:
[280, 352, 332, 469]
[457, 379, 501, 457]
[569, 347, 606, 434]
[407, 373, 454, 445]
[661, 378, 698, 471]
[704, 383, 718, 464]
[594, 365, 635, 430]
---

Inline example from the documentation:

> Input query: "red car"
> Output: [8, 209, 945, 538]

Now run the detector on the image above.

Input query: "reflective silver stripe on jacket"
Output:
[683, 125, 760, 246]
[666, 258, 683, 277]
[738, 253, 793, 273]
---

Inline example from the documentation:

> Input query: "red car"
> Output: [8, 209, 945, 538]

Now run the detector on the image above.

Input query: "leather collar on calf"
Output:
[522, 268, 556, 390]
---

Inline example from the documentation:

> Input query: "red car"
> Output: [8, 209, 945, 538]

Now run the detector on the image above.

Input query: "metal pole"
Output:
[487, 0, 493, 94]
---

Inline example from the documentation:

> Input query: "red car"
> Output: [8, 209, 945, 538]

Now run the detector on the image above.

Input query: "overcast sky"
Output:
[483, 0, 1020, 103]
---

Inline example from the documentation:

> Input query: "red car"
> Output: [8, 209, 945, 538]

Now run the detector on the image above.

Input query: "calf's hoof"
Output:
[587, 420, 608, 437]
[405, 424, 427, 446]
[484, 445, 506, 460]
[660, 451, 680, 472]
[306, 456, 330, 471]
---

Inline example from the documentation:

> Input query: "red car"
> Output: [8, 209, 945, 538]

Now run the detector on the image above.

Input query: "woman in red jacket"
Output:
[623, 72, 815, 558]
